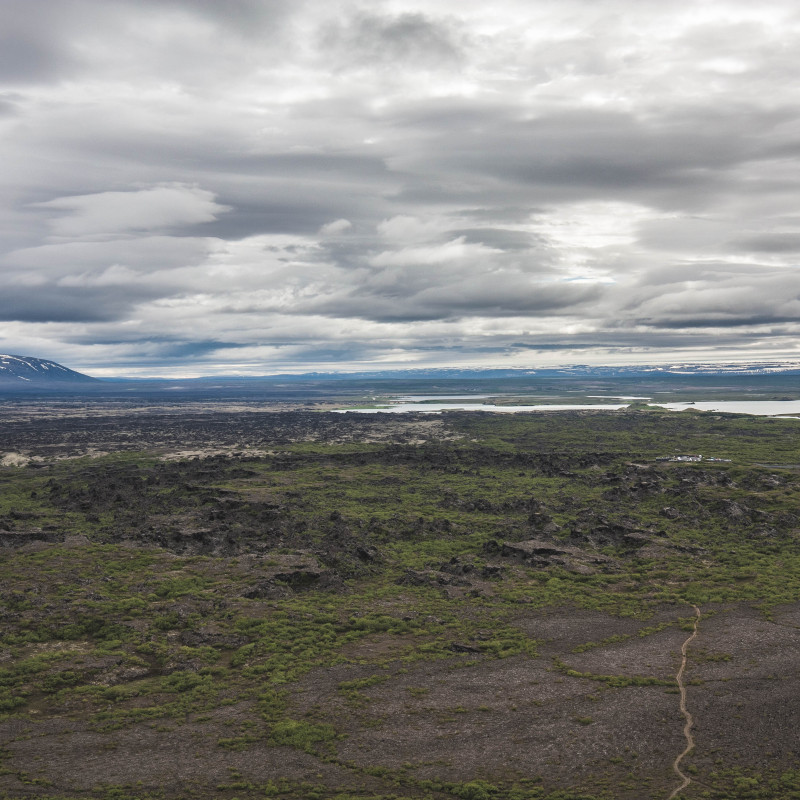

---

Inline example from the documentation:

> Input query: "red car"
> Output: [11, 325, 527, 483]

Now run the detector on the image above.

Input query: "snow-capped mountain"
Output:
[0, 354, 96, 384]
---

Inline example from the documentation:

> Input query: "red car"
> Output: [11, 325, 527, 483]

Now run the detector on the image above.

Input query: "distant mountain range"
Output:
[204, 363, 800, 380]
[2, 355, 800, 392]
[0, 354, 97, 385]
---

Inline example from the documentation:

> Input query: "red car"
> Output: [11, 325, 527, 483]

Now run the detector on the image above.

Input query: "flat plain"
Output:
[1, 401, 800, 800]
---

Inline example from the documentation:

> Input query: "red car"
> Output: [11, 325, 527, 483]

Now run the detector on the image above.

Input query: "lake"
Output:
[333, 398, 800, 416]
[335, 402, 629, 413]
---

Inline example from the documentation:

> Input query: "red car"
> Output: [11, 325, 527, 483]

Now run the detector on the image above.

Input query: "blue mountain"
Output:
[0, 354, 97, 385]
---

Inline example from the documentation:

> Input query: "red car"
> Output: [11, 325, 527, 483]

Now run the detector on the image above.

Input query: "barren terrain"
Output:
[1, 404, 800, 799]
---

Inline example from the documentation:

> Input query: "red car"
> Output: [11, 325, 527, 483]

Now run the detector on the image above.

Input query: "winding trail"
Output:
[667, 605, 701, 800]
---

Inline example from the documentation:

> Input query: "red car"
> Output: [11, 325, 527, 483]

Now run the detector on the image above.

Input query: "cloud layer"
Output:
[2, 0, 800, 375]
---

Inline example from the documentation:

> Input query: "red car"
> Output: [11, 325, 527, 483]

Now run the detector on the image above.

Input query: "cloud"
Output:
[624, 265, 800, 329]
[3, 236, 212, 275]
[731, 234, 800, 254]
[0, 1, 85, 84]
[3, 0, 800, 373]
[0, 284, 166, 323]
[377, 215, 448, 243]
[320, 11, 465, 72]
[131, 0, 298, 30]
[369, 237, 498, 267]
[319, 218, 352, 236]
[34, 185, 230, 239]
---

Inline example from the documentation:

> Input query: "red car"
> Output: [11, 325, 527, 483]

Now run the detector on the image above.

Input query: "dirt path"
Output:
[667, 605, 701, 800]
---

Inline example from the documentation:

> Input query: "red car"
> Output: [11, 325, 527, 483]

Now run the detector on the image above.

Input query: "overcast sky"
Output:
[2, 0, 800, 376]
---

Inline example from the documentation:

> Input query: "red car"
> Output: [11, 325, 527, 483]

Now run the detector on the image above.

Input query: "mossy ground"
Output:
[1, 409, 800, 799]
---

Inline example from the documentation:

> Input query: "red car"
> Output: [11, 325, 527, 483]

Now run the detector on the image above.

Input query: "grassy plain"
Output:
[1, 407, 799, 800]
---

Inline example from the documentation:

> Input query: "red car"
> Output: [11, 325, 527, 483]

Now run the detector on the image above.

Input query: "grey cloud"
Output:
[0, 0, 300, 87]
[388, 107, 758, 206]
[10, 113, 394, 238]
[295, 278, 604, 323]
[0, 35, 72, 84]
[64, 336, 246, 361]
[187, 179, 390, 240]
[626, 261, 767, 288]
[182, 153, 391, 237]
[129, 0, 297, 30]
[0, 284, 165, 323]
[731, 234, 800, 253]
[474, 324, 800, 353]
[412, 281, 604, 319]
[320, 11, 464, 71]
[192, 202, 325, 239]
[616, 266, 800, 332]
[0, 2, 83, 85]
[3, 236, 212, 275]
[632, 311, 800, 330]
[458, 207, 546, 224]
[450, 228, 543, 251]
[190, 152, 390, 181]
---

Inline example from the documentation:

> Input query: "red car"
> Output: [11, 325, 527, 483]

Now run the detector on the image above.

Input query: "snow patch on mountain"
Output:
[0, 355, 96, 383]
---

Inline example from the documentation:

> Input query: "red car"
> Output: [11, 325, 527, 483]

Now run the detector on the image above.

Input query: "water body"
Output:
[586, 395, 652, 400]
[334, 402, 630, 414]
[656, 400, 800, 416]
[333, 398, 800, 416]
[393, 394, 494, 401]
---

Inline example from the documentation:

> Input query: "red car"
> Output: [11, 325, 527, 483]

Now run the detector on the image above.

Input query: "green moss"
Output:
[268, 718, 340, 752]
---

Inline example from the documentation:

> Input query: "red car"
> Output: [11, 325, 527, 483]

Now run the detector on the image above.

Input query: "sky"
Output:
[2, 0, 800, 377]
